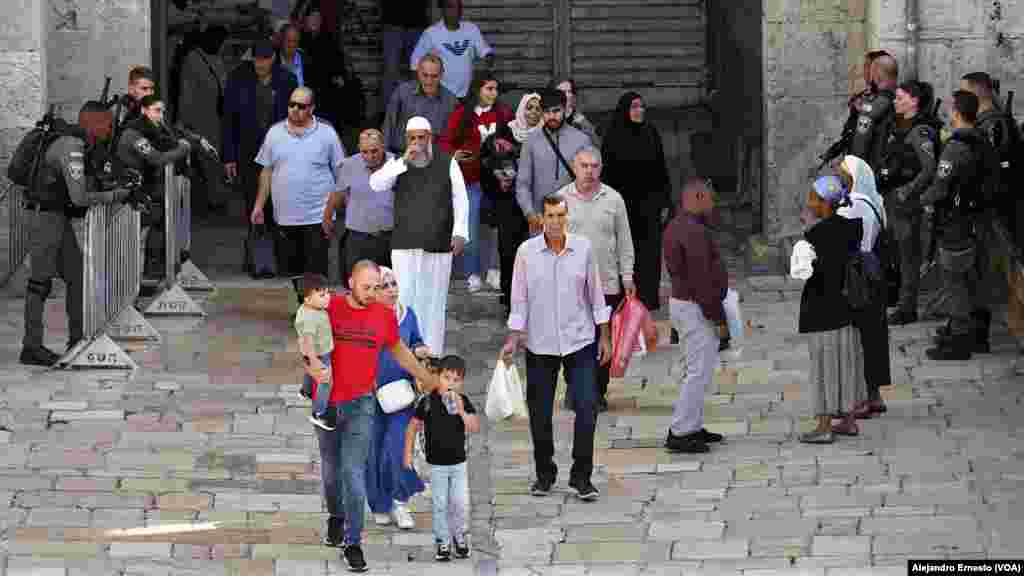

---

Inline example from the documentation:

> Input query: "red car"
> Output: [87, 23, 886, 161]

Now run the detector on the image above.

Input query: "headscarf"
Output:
[378, 266, 404, 322]
[602, 91, 658, 167]
[508, 92, 541, 143]
[812, 175, 847, 203]
[841, 155, 887, 228]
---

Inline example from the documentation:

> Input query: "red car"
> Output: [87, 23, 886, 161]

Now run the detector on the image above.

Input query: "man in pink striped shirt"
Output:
[501, 193, 611, 501]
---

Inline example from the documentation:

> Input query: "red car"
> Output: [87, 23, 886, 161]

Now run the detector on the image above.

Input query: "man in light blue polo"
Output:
[252, 86, 346, 303]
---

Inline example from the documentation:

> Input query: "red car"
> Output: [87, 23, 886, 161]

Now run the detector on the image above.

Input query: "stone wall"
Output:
[762, 0, 870, 238]
[46, 0, 150, 120]
[878, 0, 1024, 119]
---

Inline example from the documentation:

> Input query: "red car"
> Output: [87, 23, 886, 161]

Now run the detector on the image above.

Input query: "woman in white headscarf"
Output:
[507, 92, 543, 144]
[365, 266, 429, 531]
[838, 155, 892, 421]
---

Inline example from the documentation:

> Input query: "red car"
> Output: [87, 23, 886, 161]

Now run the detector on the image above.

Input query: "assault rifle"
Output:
[921, 97, 944, 280]
[817, 108, 858, 172]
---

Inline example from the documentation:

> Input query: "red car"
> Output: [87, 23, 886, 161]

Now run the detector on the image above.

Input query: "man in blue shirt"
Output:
[252, 86, 347, 303]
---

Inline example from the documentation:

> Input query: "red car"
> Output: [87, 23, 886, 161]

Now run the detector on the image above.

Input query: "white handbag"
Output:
[376, 378, 417, 413]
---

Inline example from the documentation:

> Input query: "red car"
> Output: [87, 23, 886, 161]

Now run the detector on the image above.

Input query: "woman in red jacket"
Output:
[440, 71, 514, 293]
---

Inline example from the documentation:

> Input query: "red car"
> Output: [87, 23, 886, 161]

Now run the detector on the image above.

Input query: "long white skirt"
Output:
[391, 249, 453, 355]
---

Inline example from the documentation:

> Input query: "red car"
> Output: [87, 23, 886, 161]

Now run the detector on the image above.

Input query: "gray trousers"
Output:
[891, 212, 923, 315]
[24, 211, 83, 348]
[938, 242, 977, 336]
[669, 299, 719, 436]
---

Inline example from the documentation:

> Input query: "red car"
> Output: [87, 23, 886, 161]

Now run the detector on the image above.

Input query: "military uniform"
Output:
[919, 127, 993, 360]
[116, 120, 189, 282]
[21, 135, 130, 366]
[880, 118, 939, 323]
[850, 89, 896, 172]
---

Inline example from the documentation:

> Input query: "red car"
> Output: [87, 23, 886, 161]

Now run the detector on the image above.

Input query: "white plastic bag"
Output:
[485, 358, 528, 420]
[723, 288, 744, 345]
[790, 239, 816, 280]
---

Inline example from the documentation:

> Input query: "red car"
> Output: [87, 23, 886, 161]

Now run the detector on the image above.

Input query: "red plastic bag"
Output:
[610, 295, 657, 378]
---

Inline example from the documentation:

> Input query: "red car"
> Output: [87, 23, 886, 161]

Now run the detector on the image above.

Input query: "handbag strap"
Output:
[542, 127, 576, 181]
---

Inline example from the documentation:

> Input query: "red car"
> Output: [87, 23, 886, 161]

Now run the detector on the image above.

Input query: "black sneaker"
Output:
[454, 538, 471, 559]
[19, 346, 60, 367]
[530, 477, 554, 496]
[701, 429, 724, 443]
[435, 543, 452, 562]
[309, 413, 335, 431]
[343, 544, 368, 572]
[568, 478, 600, 501]
[719, 337, 731, 352]
[322, 517, 343, 547]
[665, 430, 709, 453]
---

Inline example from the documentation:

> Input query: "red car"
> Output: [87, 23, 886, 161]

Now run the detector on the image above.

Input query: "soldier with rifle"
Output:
[850, 54, 899, 173]
[816, 50, 892, 173]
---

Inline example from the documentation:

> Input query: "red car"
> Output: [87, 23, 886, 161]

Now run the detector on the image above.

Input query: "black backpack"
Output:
[843, 198, 888, 311]
[7, 114, 75, 191]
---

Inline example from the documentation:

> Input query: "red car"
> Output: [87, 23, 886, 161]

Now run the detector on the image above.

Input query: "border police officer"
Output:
[920, 91, 996, 361]
[116, 94, 191, 286]
[20, 102, 134, 366]
[851, 54, 899, 173]
[882, 81, 940, 325]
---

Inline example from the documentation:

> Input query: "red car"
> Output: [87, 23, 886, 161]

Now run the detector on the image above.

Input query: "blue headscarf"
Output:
[812, 175, 848, 204]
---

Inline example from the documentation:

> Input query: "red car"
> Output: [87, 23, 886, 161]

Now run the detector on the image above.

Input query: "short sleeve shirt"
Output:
[294, 305, 333, 356]
[255, 118, 346, 226]
[326, 295, 400, 403]
[412, 21, 493, 98]
[342, 152, 396, 234]
[414, 392, 476, 465]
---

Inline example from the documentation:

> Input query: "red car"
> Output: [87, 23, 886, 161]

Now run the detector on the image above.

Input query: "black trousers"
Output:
[628, 209, 663, 312]
[851, 295, 891, 401]
[275, 223, 329, 289]
[496, 199, 527, 312]
[597, 292, 625, 400]
[344, 229, 392, 281]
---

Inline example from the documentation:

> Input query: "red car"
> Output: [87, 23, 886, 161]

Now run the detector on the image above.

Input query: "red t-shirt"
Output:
[322, 295, 400, 404]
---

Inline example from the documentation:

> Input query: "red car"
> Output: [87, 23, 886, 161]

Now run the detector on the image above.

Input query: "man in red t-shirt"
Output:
[316, 259, 439, 572]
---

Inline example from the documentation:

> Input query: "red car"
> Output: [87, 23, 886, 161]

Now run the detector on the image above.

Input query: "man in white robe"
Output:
[369, 116, 468, 355]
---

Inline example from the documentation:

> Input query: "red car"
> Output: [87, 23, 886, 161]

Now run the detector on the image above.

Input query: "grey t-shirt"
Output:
[342, 152, 396, 234]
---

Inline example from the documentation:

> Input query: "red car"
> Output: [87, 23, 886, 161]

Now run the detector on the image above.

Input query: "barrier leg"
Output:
[176, 174, 215, 292]
[107, 305, 161, 342]
[57, 334, 137, 370]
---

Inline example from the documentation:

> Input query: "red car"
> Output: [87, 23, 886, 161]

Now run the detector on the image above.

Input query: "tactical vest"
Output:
[863, 90, 896, 172]
[936, 129, 989, 226]
[880, 116, 939, 192]
[390, 151, 455, 253]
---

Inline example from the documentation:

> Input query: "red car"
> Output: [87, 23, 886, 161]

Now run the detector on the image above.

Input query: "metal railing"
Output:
[141, 165, 210, 317]
[59, 201, 155, 370]
[6, 184, 28, 285]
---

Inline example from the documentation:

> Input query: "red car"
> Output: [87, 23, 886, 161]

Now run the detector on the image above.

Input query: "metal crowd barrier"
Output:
[6, 184, 28, 286]
[173, 166, 213, 292]
[59, 202, 160, 370]
[141, 165, 210, 317]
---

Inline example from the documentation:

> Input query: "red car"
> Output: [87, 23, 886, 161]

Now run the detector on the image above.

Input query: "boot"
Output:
[926, 334, 973, 361]
[971, 309, 991, 354]
[19, 346, 60, 367]
[322, 516, 343, 547]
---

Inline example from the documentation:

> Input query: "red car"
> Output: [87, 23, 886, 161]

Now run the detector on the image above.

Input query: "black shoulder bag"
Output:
[542, 128, 575, 182]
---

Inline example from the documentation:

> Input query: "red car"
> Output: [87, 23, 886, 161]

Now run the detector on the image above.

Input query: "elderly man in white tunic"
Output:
[369, 116, 469, 356]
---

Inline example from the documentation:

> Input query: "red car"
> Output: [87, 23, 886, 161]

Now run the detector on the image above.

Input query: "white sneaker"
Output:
[373, 513, 392, 526]
[392, 501, 415, 530]
[467, 275, 483, 293]
[485, 269, 500, 291]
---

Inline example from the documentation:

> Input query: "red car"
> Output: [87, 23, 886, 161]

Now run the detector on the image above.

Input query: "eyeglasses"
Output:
[288, 101, 309, 110]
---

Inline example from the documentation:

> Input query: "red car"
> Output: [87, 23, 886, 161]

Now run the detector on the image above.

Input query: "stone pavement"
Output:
[0, 243, 1023, 574]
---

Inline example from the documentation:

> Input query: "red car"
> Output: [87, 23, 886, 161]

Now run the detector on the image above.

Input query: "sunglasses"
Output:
[288, 101, 309, 110]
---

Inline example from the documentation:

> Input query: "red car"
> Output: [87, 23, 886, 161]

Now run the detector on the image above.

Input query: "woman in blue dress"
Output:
[366, 266, 429, 529]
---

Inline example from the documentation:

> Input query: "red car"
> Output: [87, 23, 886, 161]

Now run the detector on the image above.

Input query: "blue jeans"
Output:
[525, 342, 598, 483]
[430, 461, 468, 546]
[305, 352, 333, 419]
[380, 25, 424, 112]
[366, 403, 425, 514]
[316, 394, 375, 545]
[461, 182, 484, 277]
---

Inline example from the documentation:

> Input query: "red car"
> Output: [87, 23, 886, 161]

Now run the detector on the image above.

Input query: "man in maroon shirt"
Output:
[661, 178, 729, 454]
[317, 259, 439, 572]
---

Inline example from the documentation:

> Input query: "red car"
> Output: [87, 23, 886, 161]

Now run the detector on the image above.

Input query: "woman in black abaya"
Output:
[601, 92, 672, 312]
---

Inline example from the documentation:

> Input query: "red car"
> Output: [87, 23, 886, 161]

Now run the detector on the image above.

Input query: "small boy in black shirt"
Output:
[404, 355, 479, 562]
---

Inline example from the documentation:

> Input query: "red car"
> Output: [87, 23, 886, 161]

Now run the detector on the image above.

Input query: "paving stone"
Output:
[56, 477, 118, 492]
[109, 542, 174, 558]
[728, 517, 816, 539]
[121, 478, 192, 493]
[555, 542, 671, 563]
[156, 493, 212, 511]
[871, 531, 986, 556]
[859, 515, 978, 535]
[809, 536, 871, 557]
[562, 523, 647, 542]
[91, 508, 145, 528]
[7, 540, 103, 558]
[5, 558, 68, 576]
[27, 507, 92, 527]
[648, 520, 725, 541]
[51, 409, 125, 421]
[670, 538, 749, 560]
